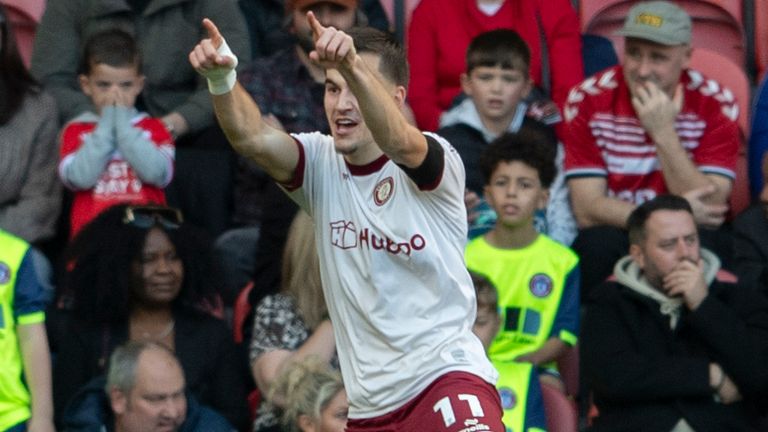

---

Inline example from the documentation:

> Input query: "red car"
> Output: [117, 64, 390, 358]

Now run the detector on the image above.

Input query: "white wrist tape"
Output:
[206, 38, 239, 95]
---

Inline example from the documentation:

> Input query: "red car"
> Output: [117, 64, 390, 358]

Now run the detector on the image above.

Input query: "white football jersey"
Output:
[284, 132, 497, 418]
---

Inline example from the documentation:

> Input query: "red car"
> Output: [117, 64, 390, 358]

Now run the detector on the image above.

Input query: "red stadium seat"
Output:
[556, 344, 580, 398]
[0, 0, 45, 68]
[541, 382, 578, 432]
[378, 0, 421, 42]
[233, 281, 254, 344]
[580, 0, 746, 68]
[688, 47, 751, 217]
[756, 0, 768, 82]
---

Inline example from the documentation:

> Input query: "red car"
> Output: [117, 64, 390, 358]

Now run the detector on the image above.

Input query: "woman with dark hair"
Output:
[0, 4, 61, 244]
[49, 205, 248, 429]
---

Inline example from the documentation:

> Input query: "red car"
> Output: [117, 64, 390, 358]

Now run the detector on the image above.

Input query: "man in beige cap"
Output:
[561, 1, 740, 297]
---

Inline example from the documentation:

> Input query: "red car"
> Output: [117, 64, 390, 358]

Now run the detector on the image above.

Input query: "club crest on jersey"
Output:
[529, 273, 553, 298]
[373, 177, 394, 206]
[499, 387, 517, 410]
[0, 262, 11, 284]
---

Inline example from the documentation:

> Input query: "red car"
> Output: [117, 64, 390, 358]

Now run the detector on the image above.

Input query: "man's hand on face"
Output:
[631, 81, 683, 143]
[663, 258, 708, 310]
[307, 11, 357, 73]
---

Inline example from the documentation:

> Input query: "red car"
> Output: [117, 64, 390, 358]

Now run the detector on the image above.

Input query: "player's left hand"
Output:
[663, 258, 709, 310]
[307, 11, 357, 72]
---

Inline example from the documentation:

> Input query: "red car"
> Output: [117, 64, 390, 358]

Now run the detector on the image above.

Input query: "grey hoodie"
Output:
[613, 248, 721, 329]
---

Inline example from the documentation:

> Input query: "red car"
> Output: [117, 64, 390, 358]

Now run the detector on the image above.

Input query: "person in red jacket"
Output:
[58, 30, 174, 237]
[406, 0, 583, 131]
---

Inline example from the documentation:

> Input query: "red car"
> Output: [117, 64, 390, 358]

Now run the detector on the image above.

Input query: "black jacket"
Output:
[582, 277, 768, 431]
[61, 377, 234, 432]
[51, 308, 249, 430]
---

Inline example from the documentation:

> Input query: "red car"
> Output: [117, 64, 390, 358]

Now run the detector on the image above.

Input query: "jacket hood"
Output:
[438, 97, 527, 143]
[613, 248, 720, 329]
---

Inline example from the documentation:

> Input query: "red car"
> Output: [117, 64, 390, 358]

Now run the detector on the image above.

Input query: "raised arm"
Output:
[189, 19, 298, 184]
[307, 13, 428, 168]
[632, 82, 730, 226]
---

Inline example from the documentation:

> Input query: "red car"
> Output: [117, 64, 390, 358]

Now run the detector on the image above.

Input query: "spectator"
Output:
[469, 272, 547, 431]
[581, 195, 768, 431]
[61, 341, 234, 432]
[732, 154, 768, 297]
[407, 0, 583, 131]
[215, 0, 364, 306]
[465, 132, 579, 393]
[49, 205, 248, 430]
[563, 1, 739, 295]
[0, 4, 60, 245]
[58, 29, 174, 238]
[239, 0, 390, 59]
[268, 358, 347, 432]
[438, 28, 576, 244]
[190, 18, 503, 430]
[0, 229, 55, 432]
[249, 211, 336, 432]
[30, 0, 251, 236]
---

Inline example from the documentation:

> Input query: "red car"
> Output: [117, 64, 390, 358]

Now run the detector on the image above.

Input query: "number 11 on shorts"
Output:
[433, 394, 486, 427]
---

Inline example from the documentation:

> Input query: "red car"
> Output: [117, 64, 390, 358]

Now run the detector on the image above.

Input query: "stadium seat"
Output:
[748, 76, 768, 197]
[541, 382, 578, 432]
[0, 0, 45, 68]
[580, 0, 746, 68]
[688, 47, 750, 216]
[556, 344, 580, 398]
[233, 281, 254, 344]
[378, 0, 421, 43]
[756, 0, 768, 82]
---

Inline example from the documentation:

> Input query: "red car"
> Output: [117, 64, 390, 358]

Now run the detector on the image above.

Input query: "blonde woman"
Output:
[270, 358, 347, 432]
[249, 211, 336, 431]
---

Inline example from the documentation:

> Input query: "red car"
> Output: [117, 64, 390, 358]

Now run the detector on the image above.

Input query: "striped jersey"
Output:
[563, 65, 739, 204]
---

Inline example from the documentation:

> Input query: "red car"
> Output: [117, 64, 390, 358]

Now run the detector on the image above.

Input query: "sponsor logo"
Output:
[459, 418, 491, 432]
[329, 220, 425, 256]
[373, 177, 394, 206]
[636, 13, 663, 28]
[0, 262, 10, 284]
[529, 273, 553, 298]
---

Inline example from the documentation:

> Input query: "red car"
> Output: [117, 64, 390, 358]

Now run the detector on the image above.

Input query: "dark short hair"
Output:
[466, 29, 530, 74]
[626, 195, 694, 245]
[347, 26, 408, 87]
[79, 28, 142, 75]
[0, 4, 39, 124]
[469, 271, 498, 312]
[478, 128, 557, 188]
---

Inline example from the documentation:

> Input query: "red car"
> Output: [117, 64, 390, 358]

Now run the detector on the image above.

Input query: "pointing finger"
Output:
[202, 18, 223, 48]
[307, 11, 325, 40]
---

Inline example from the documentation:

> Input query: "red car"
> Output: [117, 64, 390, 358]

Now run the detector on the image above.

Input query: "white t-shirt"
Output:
[284, 131, 497, 419]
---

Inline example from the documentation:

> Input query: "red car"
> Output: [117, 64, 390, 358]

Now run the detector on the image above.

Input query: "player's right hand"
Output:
[189, 18, 238, 94]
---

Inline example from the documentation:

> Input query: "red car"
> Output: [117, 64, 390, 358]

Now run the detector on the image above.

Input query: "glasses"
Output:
[122, 206, 184, 230]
